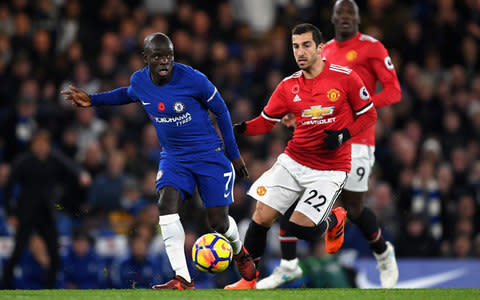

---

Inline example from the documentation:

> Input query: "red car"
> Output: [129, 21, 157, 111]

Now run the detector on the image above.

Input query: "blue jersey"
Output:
[91, 63, 240, 160]
[90, 63, 240, 206]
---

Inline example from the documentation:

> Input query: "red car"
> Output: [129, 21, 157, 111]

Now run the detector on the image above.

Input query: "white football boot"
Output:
[256, 258, 303, 289]
[373, 241, 399, 288]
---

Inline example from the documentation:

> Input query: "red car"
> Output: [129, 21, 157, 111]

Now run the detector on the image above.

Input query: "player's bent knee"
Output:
[157, 187, 181, 215]
[207, 215, 229, 233]
[206, 206, 229, 233]
[252, 202, 280, 227]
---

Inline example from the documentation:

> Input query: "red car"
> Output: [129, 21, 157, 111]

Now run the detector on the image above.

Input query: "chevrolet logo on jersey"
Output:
[302, 105, 334, 119]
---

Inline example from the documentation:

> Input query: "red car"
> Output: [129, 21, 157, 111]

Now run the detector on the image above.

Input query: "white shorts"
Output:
[247, 153, 347, 225]
[344, 144, 375, 192]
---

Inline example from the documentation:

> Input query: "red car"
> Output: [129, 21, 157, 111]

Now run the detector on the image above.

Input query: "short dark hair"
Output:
[292, 23, 323, 45]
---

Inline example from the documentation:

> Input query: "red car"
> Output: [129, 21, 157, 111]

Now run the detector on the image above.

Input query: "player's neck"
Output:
[336, 31, 358, 43]
[302, 59, 325, 79]
[150, 70, 173, 86]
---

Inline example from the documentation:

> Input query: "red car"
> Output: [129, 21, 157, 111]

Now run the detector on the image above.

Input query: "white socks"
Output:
[220, 216, 243, 255]
[280, 258, 299, 270]
[159, 213, 191, 283]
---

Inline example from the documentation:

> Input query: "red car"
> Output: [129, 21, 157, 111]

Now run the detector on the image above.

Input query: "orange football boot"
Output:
[224, 277, 257, 290]
[232, 245, 256, 281]
[152, 275, 194, 290]
[325, 207, 347, 254]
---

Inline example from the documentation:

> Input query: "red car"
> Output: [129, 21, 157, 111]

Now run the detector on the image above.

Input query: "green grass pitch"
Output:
[0, 289, 479, 300]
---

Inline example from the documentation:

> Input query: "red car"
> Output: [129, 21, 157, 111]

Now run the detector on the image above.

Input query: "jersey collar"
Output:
[334, 32, 361, 48]
[300, 59, 330, 92]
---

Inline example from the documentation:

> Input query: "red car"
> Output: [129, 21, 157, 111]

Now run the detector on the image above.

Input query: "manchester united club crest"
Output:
[173, 102, 185, 113]
[346, 50, 357, 62]
[326, 88, 341, 102]
[257, 186, 267, 196]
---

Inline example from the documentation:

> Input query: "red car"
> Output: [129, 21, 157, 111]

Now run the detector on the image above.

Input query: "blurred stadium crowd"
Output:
[0, 0, 480, 289]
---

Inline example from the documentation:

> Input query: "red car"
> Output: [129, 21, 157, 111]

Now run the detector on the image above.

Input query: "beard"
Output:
[297, 55, 317, 70]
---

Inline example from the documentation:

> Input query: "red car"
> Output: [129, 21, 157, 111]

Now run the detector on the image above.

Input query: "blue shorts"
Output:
[155, 151, 235, 208]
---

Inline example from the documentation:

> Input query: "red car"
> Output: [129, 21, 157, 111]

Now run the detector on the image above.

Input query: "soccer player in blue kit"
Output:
[61, 32, 256, 290]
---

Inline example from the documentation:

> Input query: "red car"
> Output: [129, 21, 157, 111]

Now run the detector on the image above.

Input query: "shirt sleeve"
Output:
[346, 71, 374, 116]
[262, 81, 290, 121]
[90, 73, 138, 106]
[90, 87, 135, 106]
[369, 42, 402, 108]
[196, 71, 241, 161]
[345, 71, 377, 137]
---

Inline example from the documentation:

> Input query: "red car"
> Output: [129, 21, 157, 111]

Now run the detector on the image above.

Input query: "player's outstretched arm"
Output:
[234, 115, 277, 136]
[61, 85, 92, 107]
[232, 156, 249, 179]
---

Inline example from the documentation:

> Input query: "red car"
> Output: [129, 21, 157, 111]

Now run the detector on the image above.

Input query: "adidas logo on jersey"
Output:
[293, 94, 302, 102]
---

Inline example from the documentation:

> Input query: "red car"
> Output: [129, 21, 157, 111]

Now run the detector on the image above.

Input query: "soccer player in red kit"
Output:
[224, 23, 377, 289]
[258, 0, 401, 289]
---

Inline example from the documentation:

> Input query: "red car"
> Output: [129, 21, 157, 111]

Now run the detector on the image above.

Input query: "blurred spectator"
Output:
[14, 234, 60, 289]
[410, 159, 442, 241]
[1, 95, 38, 162]
[1, 130, 91, 289]
[72, 106, 107, 157]
[368, 182, 398, 238]
[88, 150, 128, 215]
[58, 61, 101, 108]
[452, 234, 472, 258]
[230, 0, 276, 34]
[110, 226, 164, 289]
[81, 141, 105, 178]
[396, 213, 439, 257]
[140, 169, 159, 204]
[62, 228, 106, 289]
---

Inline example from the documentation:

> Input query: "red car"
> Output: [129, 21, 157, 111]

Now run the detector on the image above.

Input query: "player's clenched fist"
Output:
[232, 156, 249, 179]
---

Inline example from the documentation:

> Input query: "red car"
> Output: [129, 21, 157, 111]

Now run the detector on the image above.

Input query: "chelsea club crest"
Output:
[173, 102, 185, 113]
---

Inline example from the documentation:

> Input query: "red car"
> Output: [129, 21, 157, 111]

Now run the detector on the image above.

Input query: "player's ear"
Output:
[142, 51, 147, 64]
[317, 43, 323, 55]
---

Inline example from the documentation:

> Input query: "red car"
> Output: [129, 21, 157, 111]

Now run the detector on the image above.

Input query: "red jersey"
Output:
[323, 32, 401, 146]
[258, 60, 376, 172]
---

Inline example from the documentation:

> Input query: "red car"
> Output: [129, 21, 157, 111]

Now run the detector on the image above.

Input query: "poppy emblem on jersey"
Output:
[291, 84, 300, 94]
[158, 102, 165, 111]
[156, 170, 163, 181]
[173, 102, 185, 113]
[384, 56, 394, 70]
[326, 88, 341, 102]
[257, 186, 267, 196]
[359, 86, 370, 100]
[302, 105, 334, 119]
[346, 50, 357, 62]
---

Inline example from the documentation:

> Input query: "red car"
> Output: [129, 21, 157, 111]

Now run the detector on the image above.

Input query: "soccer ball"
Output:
[192, 233, 233, 273]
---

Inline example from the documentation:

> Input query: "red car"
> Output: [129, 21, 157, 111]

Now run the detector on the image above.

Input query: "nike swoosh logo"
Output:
[141, 101, 151, 105]
[281, 275, 293, 281]
[224, 192, 230, 198]
[356, 268, 466, 288]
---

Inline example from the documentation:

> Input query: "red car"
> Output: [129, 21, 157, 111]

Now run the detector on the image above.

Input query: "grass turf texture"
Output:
[0, 289, 479, 300]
